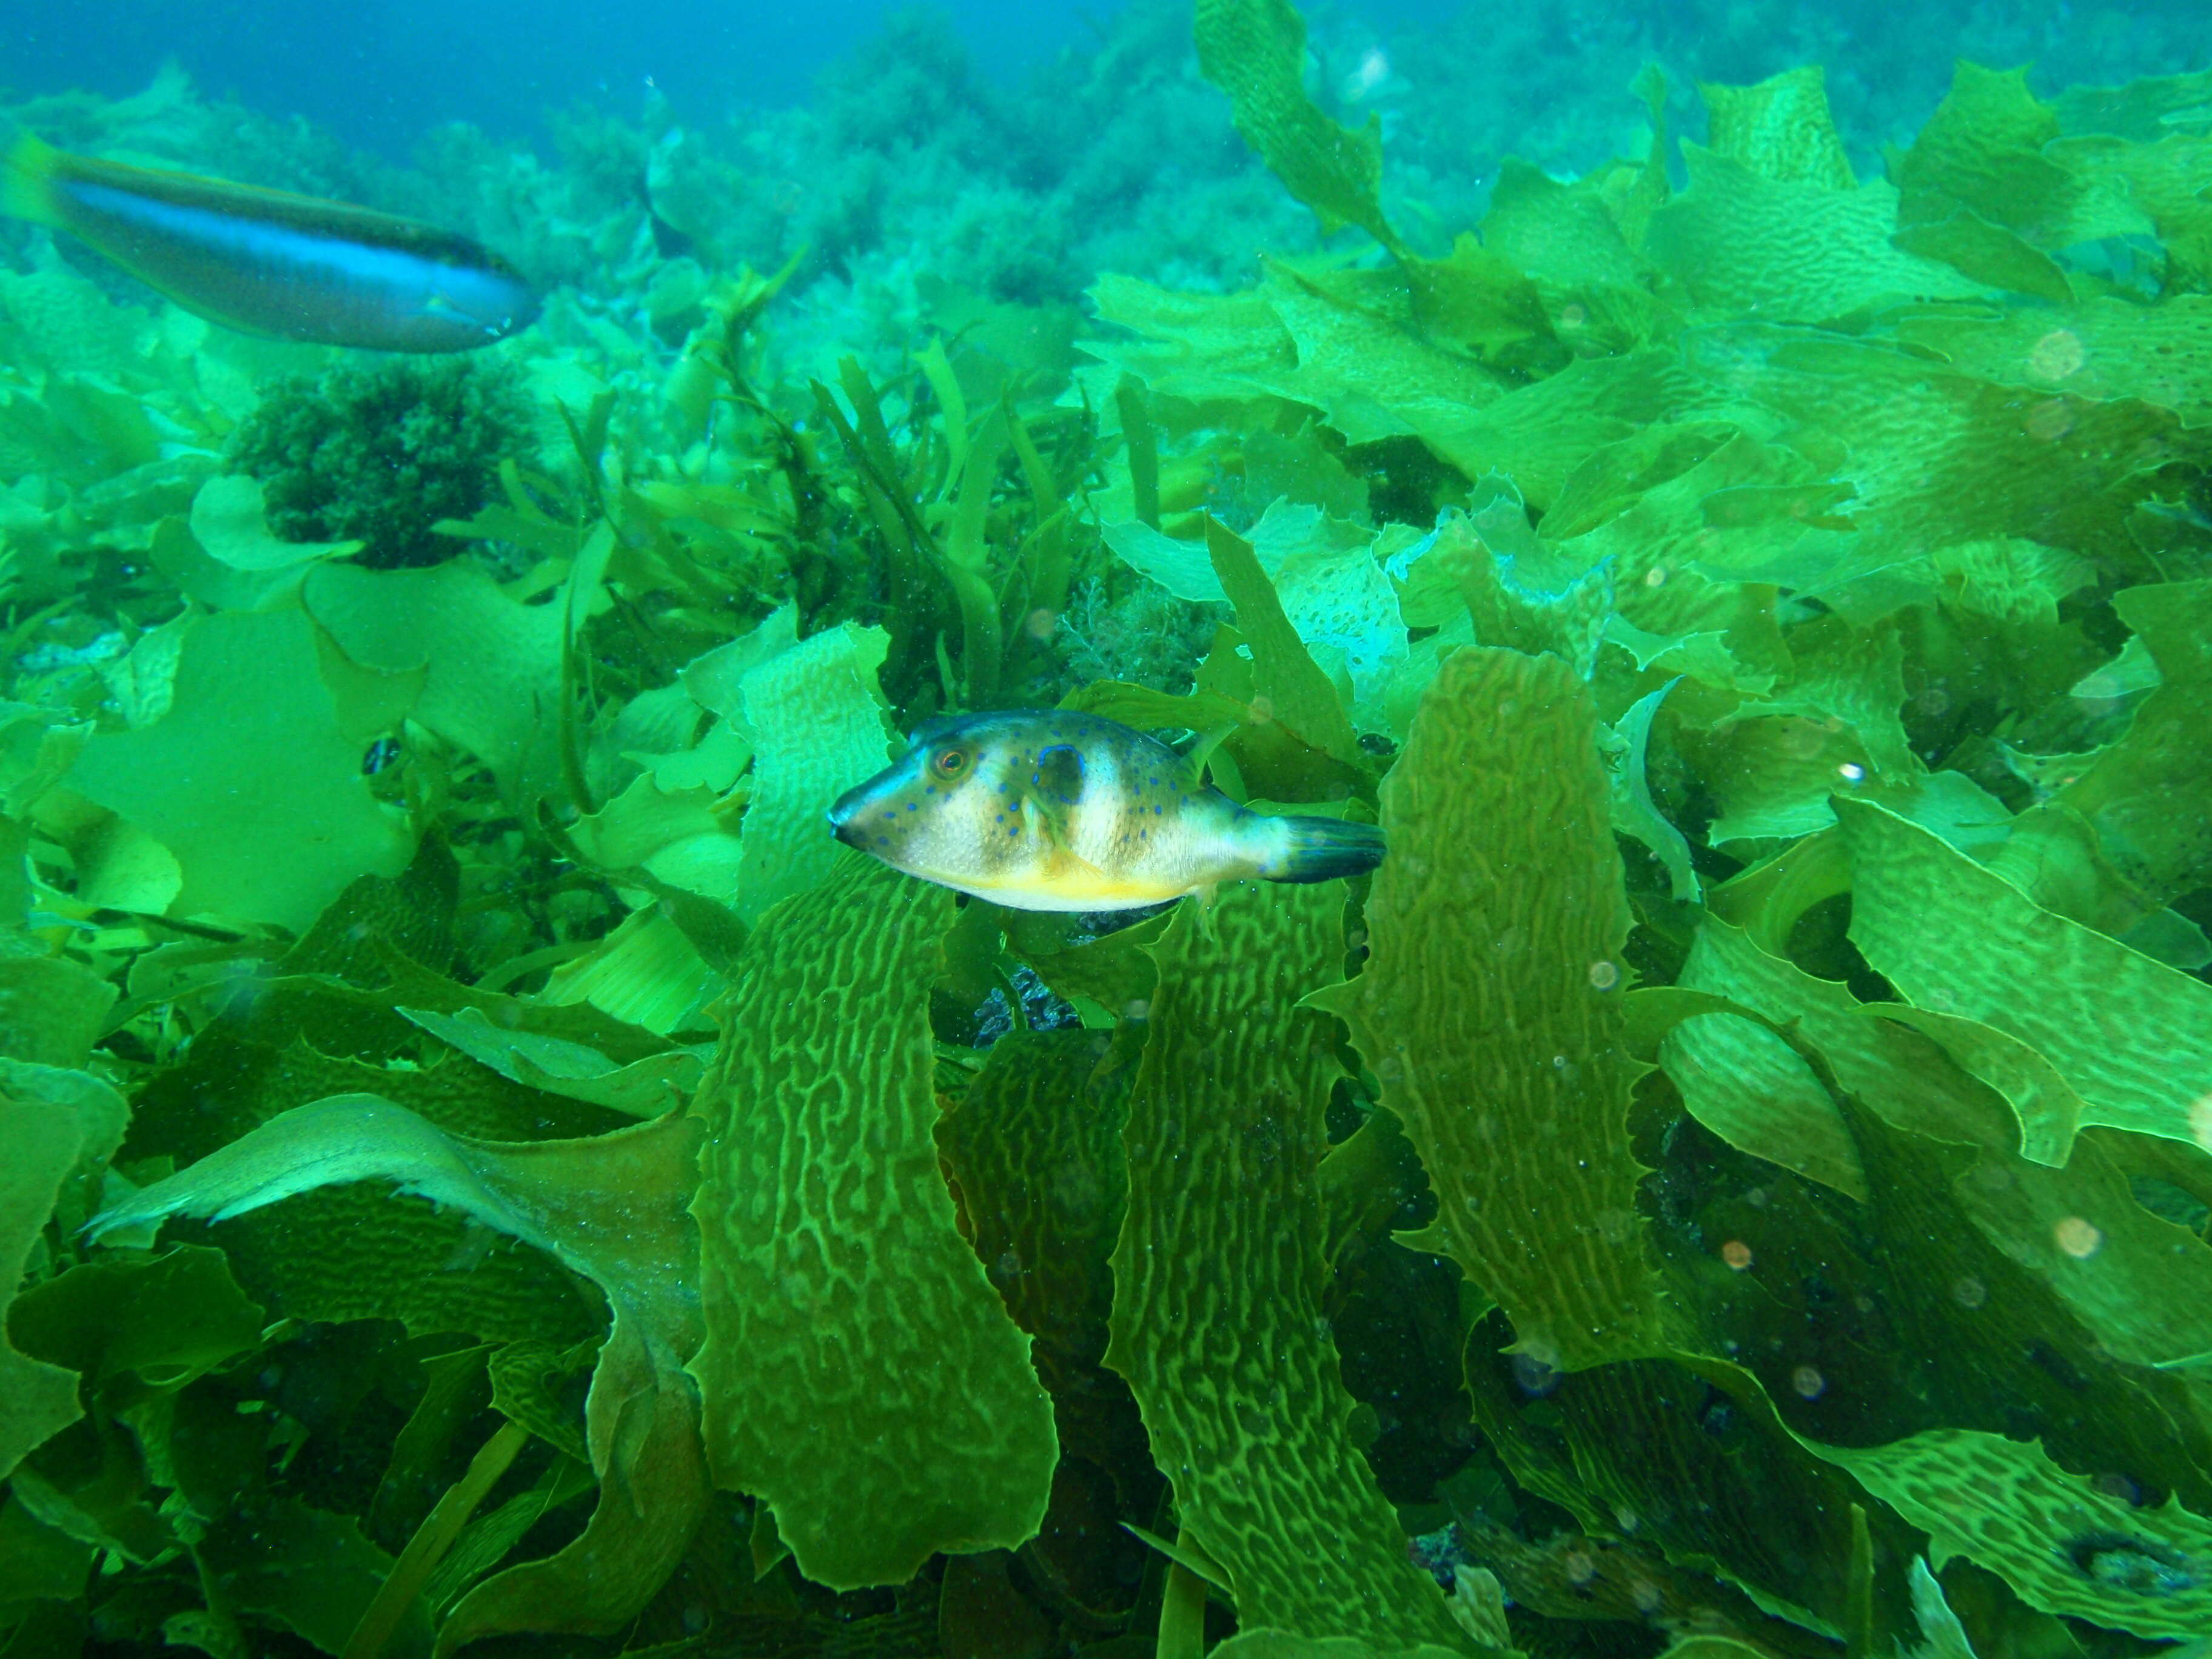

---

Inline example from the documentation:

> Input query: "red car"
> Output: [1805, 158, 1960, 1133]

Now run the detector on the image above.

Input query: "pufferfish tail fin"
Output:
[1257, 814, 1387, 884]
[1, 123, 63, 226]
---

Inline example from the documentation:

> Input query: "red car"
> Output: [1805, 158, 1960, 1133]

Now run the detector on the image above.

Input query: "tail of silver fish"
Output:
[1256, 816, 1386, 883]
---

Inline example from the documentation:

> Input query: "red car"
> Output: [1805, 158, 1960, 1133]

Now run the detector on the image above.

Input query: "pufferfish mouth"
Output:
[826, 782, 874, 848]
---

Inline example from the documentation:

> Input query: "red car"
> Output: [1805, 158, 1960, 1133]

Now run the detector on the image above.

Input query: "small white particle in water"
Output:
[1837, 762, 1866, 783]
[2055, 1216, 2103, 1258]
[1587, 959, 1620, 990]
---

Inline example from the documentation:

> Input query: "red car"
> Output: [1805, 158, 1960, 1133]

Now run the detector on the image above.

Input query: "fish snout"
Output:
[827, 782, 872, 848]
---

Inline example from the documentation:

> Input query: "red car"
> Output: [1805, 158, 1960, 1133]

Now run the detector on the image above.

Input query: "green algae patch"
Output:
[1836, 797, 2212, 1148]
[1107, 878, 1464, 1651]
[688, 857, 1056, 1588]
[1804, 1428, 2212, 1638]
[64, 608, 414, 931]
[1313, 647, 1666, 1370]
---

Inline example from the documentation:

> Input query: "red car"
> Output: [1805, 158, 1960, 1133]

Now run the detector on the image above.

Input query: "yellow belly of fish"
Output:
[941, 846, 1197, 912]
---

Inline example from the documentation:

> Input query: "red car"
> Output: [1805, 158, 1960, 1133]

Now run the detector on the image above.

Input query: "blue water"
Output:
[13, 0, 2203, 161]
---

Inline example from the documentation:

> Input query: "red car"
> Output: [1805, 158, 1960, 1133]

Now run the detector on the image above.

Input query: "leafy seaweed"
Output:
[14, 9, 2212, 1658]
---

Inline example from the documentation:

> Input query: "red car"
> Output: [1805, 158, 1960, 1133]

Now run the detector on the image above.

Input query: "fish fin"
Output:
[1179, 723, 1240, 791]
[1, 125, 62, 226]
[1260, 815, 1386, 883]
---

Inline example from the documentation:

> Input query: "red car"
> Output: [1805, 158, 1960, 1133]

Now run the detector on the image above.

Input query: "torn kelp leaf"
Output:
[1701, 65, 1856, 188]
[1804, 1428, 2212, 1638]
[1836, 797, 2212, 1148]
[688, 857, 1055, 1587]
[729, 620, 895, 922]
[1313, 647, 1667, 1369]
[1191, 0, 1402, 254]
[87, 1097, 708, 1652]
[1659, 1013, 1868, 1200]
[1107, 879, 1463, 1650]
[63, 608, 414, 931]
[2055, 581, 2212, 903]
[304, 559, 574, 805]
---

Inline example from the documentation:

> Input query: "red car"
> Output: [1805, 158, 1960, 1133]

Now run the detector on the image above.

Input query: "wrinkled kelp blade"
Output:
[1803, 1427, 2212, 1639]
[1658, 1013, 1868, 1200]
[688, 857, 1056, 1587]
[1105, 879, 1463, 1650]
[87, 1096, 709, 1650]
[731, 622, 896, 922]
[935, 1027, 1130, 1384]
[1836, 797, 2212, 1147]
[1314, 646, 1667, 1368]
[1192, 0, 1401, 254]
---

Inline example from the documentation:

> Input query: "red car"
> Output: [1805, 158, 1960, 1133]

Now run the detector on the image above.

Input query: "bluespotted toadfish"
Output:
[1, 124, 537, 352]
[829, 709, 1384, 911]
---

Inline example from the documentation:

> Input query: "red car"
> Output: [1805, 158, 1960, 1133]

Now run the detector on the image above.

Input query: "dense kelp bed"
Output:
[7, 2, 2212, 1657]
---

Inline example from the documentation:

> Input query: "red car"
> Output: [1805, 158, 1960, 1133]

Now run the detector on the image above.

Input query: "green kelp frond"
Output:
[0, 1065, 127, 1480]
[1805, 1429, 2212, 1639]
[1191, 0, 1403, 255]
[61, 608, 414, 931]
[1313, 646, 1669, 1372]
[27, 13, 2212, 1655]
[1107, 877, 1465, 1652]
[87, 1095, 709, 1653]
[1837, 797, 2212, 1152]
[688, 857, 1056, 1589]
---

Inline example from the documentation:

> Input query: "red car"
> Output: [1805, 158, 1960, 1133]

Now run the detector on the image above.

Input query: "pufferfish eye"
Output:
[930, 746, 971, 781]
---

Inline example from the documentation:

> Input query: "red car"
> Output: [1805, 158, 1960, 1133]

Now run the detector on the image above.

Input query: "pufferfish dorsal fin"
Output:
[1033, 743, 1087, 806]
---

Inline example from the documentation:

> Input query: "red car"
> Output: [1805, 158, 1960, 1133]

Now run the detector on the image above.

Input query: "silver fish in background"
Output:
[830, 709, 1384, 911]
[0, 124, 538, 352]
